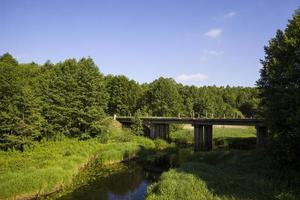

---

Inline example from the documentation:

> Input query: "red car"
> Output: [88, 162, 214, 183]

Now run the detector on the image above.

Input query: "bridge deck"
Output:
[116, 116, 264, 126]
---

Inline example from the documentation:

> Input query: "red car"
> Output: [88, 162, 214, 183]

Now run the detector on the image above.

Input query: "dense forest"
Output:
[0, 53, 259, 148]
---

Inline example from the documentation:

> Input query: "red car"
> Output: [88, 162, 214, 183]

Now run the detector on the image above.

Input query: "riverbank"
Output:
[0, 125, 257, 200]
[0, 120, 174, 200]
[0, 137, 156, 199]
[146, 149, 300, 200]
[145, 127, 300, 200]
[2, 125, 299, 200]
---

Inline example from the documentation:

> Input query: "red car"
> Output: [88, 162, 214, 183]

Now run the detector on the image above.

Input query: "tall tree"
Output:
[257, 9, 300, 169]
[143, 77, 183, 116]
[0, 53, 20, 135]
[39, 58, 108, 138]
[0, 54, 44, 149]
[105, 75, 142, 116]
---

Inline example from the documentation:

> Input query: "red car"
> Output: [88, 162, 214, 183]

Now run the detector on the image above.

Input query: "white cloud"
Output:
[225, 11, 237, 18]
[176, 73, 208, 82]
[205, 28, 222, 38]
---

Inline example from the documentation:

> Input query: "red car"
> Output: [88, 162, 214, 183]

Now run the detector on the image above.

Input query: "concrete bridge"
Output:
[116, 116, 267, 151]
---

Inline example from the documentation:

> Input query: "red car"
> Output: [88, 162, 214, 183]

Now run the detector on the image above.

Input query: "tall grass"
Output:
[0, 139, 100, 199]
[0, 121, 159, 199]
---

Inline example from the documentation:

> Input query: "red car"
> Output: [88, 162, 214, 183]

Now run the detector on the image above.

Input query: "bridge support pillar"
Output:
[256, 125, 267, 148]
[194, 124, 213, 151]
[150, 125, 155, 139]
[150, 124, 169, 140]
[204, 125, 213, 151]
[194, 125, 204, 151]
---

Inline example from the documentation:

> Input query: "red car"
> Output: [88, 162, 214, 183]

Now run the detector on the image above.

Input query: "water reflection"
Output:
[56, 162, 160, 200]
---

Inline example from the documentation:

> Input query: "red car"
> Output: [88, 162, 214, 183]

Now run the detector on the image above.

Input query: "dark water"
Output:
[55, 162, 161, 200]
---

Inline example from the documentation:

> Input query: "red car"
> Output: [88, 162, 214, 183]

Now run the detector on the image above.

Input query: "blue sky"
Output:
[1, 0, 299, 86]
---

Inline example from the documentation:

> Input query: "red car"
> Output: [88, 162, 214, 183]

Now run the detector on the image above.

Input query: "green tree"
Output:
[257, 9, 300, 169]
[105, 75, 142, 116]
[39, 58, 108, 138]
[0, 53, 20, 135]
[16, 63, 44, 140]
[143, 77, 183, 116]
[0, 54, 44, 149]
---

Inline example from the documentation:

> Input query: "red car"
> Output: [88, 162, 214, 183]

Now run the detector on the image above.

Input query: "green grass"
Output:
[213, 126, 255, 138]
[146, 150, 299, 200]
[148, 127, 299, 199]
[0, 139, 100, 199]
[0, 121, 161, 200]
[170, 126, 256, 149]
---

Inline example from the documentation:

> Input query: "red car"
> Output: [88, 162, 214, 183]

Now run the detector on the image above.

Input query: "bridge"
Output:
[116, 116, 267, 151]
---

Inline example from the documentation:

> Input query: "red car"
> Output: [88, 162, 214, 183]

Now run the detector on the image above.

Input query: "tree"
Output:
[143, 77, 183, 116]
[0, 54, 44, 149]
[39, 58, 108, 138]
[105, 75, 142, 116]
[0, 53, 20, 135]
[257, 9, 300, 169]
[131, 110, 144, 135]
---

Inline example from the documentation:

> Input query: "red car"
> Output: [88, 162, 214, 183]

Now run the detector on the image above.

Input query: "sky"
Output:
[1, 0, 299, 86]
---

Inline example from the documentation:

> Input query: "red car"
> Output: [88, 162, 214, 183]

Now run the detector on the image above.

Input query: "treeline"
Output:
[0, 53, 258, 148]
[106, 75, 259, 118]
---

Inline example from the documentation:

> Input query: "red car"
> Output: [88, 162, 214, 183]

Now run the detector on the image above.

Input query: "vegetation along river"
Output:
[49, 161, 163, 200]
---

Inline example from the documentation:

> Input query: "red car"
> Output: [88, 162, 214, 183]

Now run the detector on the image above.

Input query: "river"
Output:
[52, 161, 162, 200]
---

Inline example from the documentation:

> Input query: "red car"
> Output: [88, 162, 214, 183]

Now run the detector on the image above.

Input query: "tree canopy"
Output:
[257, 9, 300, 169]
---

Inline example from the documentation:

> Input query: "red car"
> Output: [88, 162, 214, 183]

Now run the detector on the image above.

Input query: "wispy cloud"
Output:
[205, 28, 222, 38]
[225, 11, 237, 18]
[176, 73, 208, 82]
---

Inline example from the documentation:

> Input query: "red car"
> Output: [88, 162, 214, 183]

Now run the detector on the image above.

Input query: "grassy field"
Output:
[0, 121, 167, 200]
[146, 149, 299, 200]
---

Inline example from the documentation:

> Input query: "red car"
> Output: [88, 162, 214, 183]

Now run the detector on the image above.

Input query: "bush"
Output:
[154, 139, 170, 150]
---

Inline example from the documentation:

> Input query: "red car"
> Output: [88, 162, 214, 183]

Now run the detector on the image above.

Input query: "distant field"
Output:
[170, 126, 256, 148]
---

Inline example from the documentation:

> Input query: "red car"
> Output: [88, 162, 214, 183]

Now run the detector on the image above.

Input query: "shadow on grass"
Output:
[147, 137, 299, 200]
[174, 149, 300, 200]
